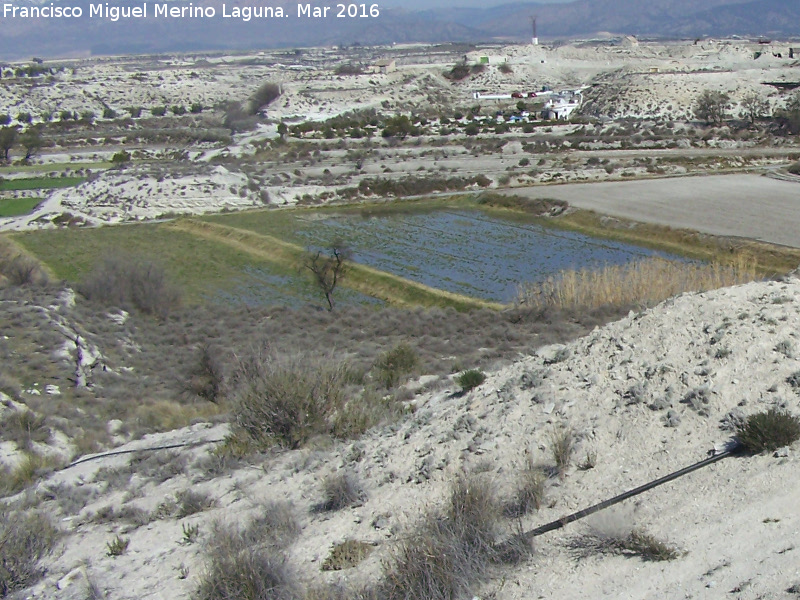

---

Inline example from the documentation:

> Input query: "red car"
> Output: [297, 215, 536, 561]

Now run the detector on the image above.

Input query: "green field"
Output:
[0, 161, 111, 175]
[0, 198, 42, 217]
[0, 176, 86, 191]
[10, 222, 279, 304]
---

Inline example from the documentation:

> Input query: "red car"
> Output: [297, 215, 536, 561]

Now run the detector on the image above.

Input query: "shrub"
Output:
[228, 348, 349, 449]
[498, 63, 513, 74]
[102, 107, 116, 119]
[110, 150, 131, 166]
[247, 82, 281, 115]
[334, 64, 363, 76]
[0, 452, 58, 497]
[151, 106, 167, 117]
[0, 508, 60, 595]
[379, 475, 509, 600]
[788, 161, 800, 176]
[78, 255, 182, 317]
[456, 369, 486, 392]
[0, 254, 48, 286]
[184, 344, 225, 403]
[316, 471, 364, 512]
[1, 408, 49, 450]
[735, 408, 800, 453]
[444, 63, 471, 81]
[375, 343, 418, 388]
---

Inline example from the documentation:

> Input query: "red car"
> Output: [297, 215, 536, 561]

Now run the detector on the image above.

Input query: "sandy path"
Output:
[510, 174, 800, 248]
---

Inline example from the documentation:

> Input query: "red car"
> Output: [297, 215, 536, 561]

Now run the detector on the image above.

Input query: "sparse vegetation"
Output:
[322, 540, 373, 571]
[574, 525, 679, 561]
[735, 408, 800, 453]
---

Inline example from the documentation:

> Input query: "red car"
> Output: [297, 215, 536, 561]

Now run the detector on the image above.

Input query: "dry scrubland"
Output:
[3, 36, 800, 600]
[2, 38, 800, 229]
[2, 270, 800, 599]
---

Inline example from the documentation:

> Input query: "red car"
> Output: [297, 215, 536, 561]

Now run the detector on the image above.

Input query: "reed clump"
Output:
[515, 256, 758, 311]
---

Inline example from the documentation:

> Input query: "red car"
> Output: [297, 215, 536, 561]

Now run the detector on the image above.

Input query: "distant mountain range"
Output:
[0, 0, 798, 61]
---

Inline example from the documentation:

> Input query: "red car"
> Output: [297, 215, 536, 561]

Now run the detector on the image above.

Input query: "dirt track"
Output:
[510, 174, 800, 248]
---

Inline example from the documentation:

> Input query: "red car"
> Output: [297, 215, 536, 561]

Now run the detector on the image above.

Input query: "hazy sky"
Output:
[385, 0, 574, 8]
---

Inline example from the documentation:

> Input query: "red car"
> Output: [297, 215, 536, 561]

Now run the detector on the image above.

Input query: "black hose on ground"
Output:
[519, 441, 743, 541]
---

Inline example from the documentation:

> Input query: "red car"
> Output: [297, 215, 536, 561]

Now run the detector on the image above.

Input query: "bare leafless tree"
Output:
[304, 241, 351, 311]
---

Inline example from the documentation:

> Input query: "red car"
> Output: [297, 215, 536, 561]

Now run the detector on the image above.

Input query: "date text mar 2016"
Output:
[298, 4, 380, 18]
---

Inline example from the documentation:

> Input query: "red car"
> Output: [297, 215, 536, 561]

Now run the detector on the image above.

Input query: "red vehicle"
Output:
[511, 92, 523, 98]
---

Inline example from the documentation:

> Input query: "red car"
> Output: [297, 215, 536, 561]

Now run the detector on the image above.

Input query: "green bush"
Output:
[456, 369, 486, 392]
[735, 408, 800, 453]
[375, 343, 418, 388]
[788, 161, 800, 176]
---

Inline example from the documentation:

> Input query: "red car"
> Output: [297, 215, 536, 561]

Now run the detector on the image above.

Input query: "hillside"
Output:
[3, 278, 800, 598]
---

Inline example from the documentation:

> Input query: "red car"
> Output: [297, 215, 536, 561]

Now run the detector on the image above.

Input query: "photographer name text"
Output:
[3, 2, 381, 21]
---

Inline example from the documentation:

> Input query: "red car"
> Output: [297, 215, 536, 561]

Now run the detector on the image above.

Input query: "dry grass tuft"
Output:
[193, 509, 300, 600]
[573, 526, 679, 562]
[316, 471, 365, 512]
[0, 507, 60, 595]
[548, 425, 574, 477]
[516, 256, 758, 311]
[0, 452, 61, 498]
[504, 458, 547, 517]
[378, 474, 513, 600]
[322, 540, 374, 571]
